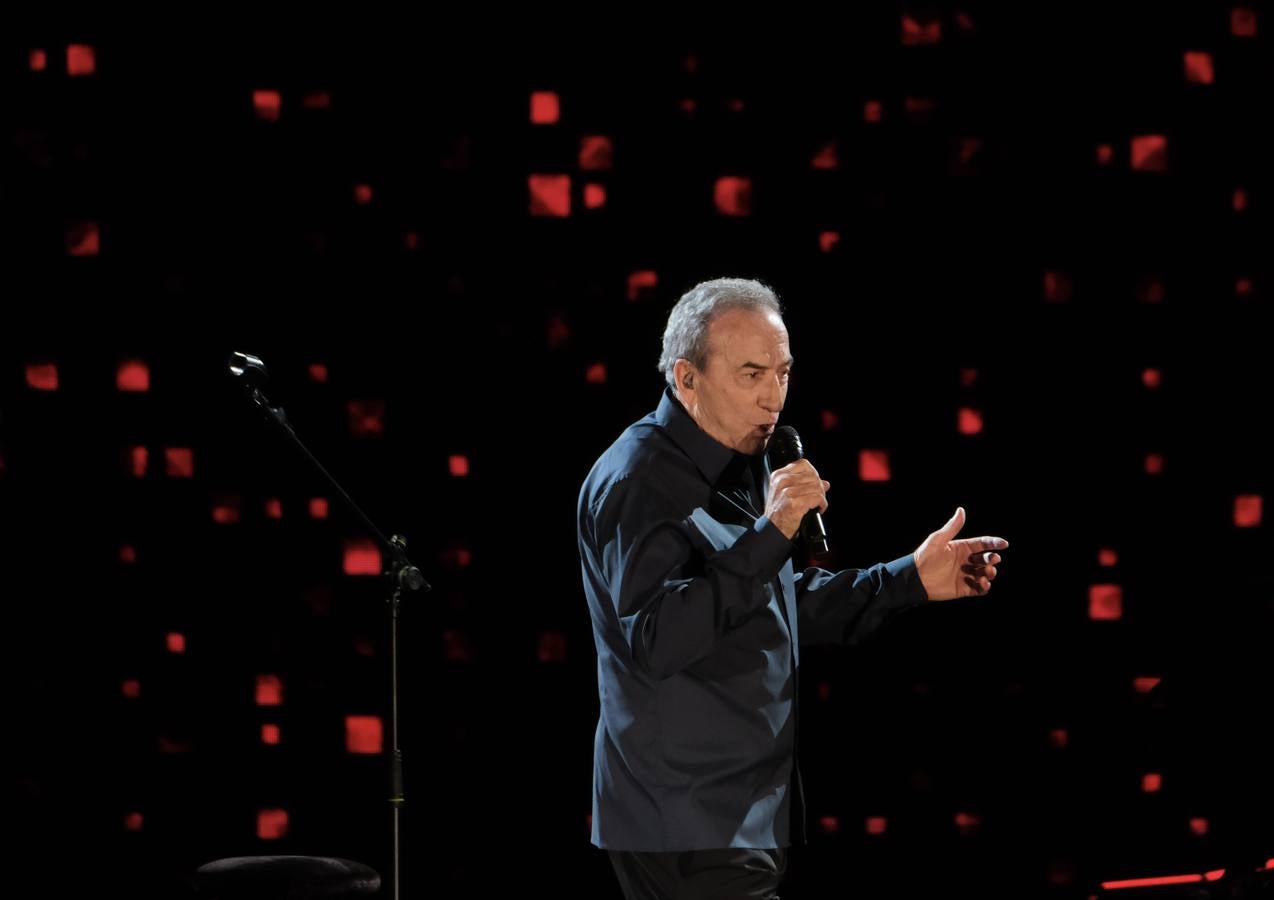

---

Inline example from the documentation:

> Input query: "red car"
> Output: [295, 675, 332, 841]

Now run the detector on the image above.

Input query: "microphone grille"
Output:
[769, 425, 804, 466]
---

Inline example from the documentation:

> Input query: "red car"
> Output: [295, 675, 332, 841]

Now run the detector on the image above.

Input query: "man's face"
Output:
[678, 307, 792, 455]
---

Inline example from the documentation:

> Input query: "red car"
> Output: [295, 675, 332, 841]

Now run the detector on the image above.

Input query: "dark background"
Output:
[4, 7, 1272, 897]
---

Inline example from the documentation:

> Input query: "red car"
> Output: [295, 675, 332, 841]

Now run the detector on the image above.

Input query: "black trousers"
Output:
[608, 848, 788, 900]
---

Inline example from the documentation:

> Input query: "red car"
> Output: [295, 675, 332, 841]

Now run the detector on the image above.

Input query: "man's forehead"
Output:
[710, 309, 787, 342]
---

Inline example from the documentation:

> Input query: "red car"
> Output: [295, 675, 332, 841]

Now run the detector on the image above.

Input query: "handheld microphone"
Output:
[768, 425, 829, 558]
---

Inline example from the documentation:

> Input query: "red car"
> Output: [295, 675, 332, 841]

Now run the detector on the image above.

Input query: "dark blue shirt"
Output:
[578, 388, 928, 851]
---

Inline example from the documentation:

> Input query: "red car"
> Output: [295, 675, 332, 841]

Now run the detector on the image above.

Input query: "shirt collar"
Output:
[654, 386, 768, 487]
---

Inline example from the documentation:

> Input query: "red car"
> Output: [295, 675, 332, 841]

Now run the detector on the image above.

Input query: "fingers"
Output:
[966, 551, 1002, 566]
[771, 461, 829, 514]
[963, 575, 990, 595]
[788, 485, 829, 515]
[772, 460, 823, 484]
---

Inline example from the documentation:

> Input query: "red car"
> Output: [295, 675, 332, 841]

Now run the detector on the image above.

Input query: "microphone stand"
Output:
[229, 353, 426, 900]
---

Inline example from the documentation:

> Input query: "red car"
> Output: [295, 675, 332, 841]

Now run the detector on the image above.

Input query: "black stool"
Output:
[193, 855, 381, 899]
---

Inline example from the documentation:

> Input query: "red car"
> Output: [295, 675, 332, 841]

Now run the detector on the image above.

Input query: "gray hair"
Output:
[658, 277, 783, 390]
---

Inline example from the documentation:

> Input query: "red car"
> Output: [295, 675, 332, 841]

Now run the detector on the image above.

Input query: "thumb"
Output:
[936, 506, 966, 540]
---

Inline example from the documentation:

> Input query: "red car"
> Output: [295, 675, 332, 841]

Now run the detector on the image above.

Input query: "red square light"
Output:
[810, 142, 839, 170]
[1235, 494, 1262, 527]
[345, 715, 383, 754]
[441, 546, 473, 569]
[585, 363, 607, 385]
[863, 100, 883, 124]
[129, 446, 148, 478]
[1145, 453, 1164, 475]
[859, 450, 891, 482]
[1098, 548, 1118, 567]
[117, 359, 150, 392]
[120, 545, 137, 564]
[166, 632, 186, 654]
[343, 539, 382, 576]
[901, 15, 942, 45]
[1184, 51, 1215, 84]
[1096, 143, 1114, 166]
[627, 270, 658, 302]
[257, 808, 288, 840]
[253, 90, 282, 122]
[579, 135, 613, 171]
[66, 44, 95, 76]
[347, 400, 385, 437]
[904, 96, 937, 118]
[261, 724, 281, 745]
[29, 49, 47, 72]
[1089, 584, 1123, 620]
[122, 679, 141, 699]
[1043, 270, 1072, 303]
[954, 812, 981, 835]
[865, 816, 888, 835]
[1049, 728, 1069, 749]
[302, 90, 331, 109]
[1131, 135, 1168, 172]
[1236, 277, 1253, 297]
[958, 407, 983, 435]
[713, 177, 752, 216]
[448, 455, 470, 477]
[818, 231, 840, 253]
[1233, 188, 1248, 212]
[212, 496, 240, 523]
[256, 675, 283, 707]
[308, 363, 328, 383]
[816, 682, 831, 701]
[165, 447, 194, 478]
[1138, 278, 1166, 304]
[818, 815, 840, 834]
[1134, 676, 1161, 693]
[67, 222, 100, 256]
[1190, 817, 1209, 836]
[124, 812, 143, 832]
[530, 91, 560, 125]
[1142, 368, 1162, 388]
[1142, 773, 1162, 793]
[264, 498, 283, 520]
[353, 184, 373, 205]
[583, 183, 607, 209]
[1231, 7, 1257, 37]
[820, 410, 839, 431]
[26, 363, 59, 391]
[309, 497, 329, 519]
[529, 174, 571, 217]
[537, 631, 568, 663]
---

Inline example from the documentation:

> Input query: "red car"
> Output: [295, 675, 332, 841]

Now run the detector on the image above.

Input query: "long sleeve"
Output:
[593, 475, 793, 680]
[794, 554, 929, 646]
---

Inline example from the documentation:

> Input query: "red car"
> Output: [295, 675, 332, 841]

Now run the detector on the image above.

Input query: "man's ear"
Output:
[673, 359, 695, 393]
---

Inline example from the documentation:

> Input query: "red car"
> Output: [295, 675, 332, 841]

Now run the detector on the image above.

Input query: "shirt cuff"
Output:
[884, 553, 929, 606]
[746, 514, 794, 582]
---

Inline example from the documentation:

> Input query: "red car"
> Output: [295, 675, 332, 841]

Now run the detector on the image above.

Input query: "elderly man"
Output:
[578, 277, 1008, 899]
